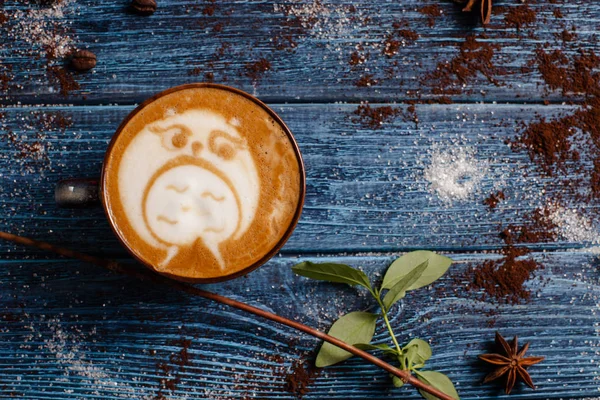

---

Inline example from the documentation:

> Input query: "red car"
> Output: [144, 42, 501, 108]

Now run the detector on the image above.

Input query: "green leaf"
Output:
[315, 311, 379, 367]
[382, 261, 428, 309]
[392, 376, 405, 388]
[292, 261, 372, 290]
[404, 338, 432, 364]
[381, 251, 453, 292]
[415, 371, 460, 400]
[404, 345, 419, 368]
[354, 343, 399, 356]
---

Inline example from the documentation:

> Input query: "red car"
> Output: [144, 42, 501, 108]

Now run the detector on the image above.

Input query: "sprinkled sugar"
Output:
[423, 145, 489, 203]
[547, 205, 600, 244]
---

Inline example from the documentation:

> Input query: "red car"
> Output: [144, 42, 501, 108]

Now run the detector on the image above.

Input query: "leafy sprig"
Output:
[292, 251, 459, 400]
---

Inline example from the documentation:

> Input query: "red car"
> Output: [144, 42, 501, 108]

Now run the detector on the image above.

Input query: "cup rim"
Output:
[100, 83, 306, 283]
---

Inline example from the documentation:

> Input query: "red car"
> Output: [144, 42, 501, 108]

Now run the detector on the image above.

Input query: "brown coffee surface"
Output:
[102, 85, 303, 281]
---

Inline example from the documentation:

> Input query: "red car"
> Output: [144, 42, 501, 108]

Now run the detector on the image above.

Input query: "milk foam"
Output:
[118, 109, 260, 269]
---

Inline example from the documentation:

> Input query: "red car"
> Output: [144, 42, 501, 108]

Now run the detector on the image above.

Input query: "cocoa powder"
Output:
[46, 65, 80, 96]
[504, 4, 536, 31]
[465, 248, 541, 305]
[244, 58, 272, 82]
[418, 5, 442, 28]
[352, 103, 400, 129]
[283, 359, 320, 399]
[483, 190, 505, 210]
[425, 35, 504, 95]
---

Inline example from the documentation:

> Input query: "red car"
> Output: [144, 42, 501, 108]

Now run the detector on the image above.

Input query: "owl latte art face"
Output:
[102, 85, 304, 282]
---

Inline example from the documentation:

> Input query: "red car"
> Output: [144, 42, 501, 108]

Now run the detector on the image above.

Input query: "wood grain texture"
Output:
[2, 0, 600, 398]
[0, 102, 592, 257]
[0, 252, 598, 399]
[1, 0, 599, 104]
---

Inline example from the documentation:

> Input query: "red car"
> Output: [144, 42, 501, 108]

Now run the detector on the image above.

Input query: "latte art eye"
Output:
[172, 132, 189, 148]
[149, 124, 192, 151]
[208, 129, 246, 160]
[215, 142, 235, 160]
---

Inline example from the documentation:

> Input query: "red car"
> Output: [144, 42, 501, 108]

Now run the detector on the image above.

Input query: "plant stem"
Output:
[373, 291, 403, 357]
[0, 230, 455, 400]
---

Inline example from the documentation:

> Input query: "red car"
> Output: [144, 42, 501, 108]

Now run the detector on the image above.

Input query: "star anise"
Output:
[454, 0, 493, 25]
[478, 331, 545, 394]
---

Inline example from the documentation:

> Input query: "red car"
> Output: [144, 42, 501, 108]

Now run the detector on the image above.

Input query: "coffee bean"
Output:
[70, 49, 96, 71]
[131, 0, 157, 15]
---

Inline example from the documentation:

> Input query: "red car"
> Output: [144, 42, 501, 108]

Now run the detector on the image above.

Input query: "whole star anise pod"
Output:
[454, 0, 493, 25]
[478, 331, 545, 394]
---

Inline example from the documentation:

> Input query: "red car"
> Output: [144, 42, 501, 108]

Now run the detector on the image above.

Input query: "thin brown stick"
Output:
[0, 231, 455, 400]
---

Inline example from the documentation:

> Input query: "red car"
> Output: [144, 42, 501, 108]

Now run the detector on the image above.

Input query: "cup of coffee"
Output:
[57, 83, 305, 283]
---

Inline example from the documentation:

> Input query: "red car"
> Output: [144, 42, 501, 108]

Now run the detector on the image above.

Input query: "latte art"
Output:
[103, 85, 303, 281]
[119, 110, 260, 269]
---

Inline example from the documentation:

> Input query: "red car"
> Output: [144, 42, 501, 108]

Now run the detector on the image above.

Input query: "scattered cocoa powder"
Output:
[556, 28, 577, 43]
[503, 208, 558, 245]
[552, 8, 563, 19]
[151, 337, 193, 398]
[0, 64, 13, 94]
[462, 207, 557, 304]
[46, 65, 80, 96]
[483, 190, 505, 210]
[382, 36, 401, 57]
[351, 103, 400, 129]
[424, 35, 504, 95]
[418, 4, 442, 28]
[535, 48, 600, 96]
[397, 29, 419, 42]
[244, 58, 272, 82]
[504, 4, 536, 31]
[464, 248, 541, 305]
[355, 74, 378, 87]
[284, 359, 320, 399]
[349, 51, 367, 66]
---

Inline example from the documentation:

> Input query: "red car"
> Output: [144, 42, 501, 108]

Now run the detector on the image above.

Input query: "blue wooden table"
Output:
[1, 1, 599, 399]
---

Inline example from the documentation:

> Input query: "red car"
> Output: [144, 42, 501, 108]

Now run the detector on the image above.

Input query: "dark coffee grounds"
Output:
[503, 208, 558, 245]
[382, 22, 419, 58]
[510, 48, 600, 201]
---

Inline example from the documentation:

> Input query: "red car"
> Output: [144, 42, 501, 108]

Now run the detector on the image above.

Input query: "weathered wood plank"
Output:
[1, 0, 599, 104]
[0, 102, 593, 257]
[0, 252, 598, 399]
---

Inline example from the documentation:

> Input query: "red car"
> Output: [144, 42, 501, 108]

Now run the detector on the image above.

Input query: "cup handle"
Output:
[55, 178, 100, 208]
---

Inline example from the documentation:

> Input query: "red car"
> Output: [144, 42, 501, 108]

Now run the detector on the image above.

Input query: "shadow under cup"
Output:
[59, 84, 305, 283]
